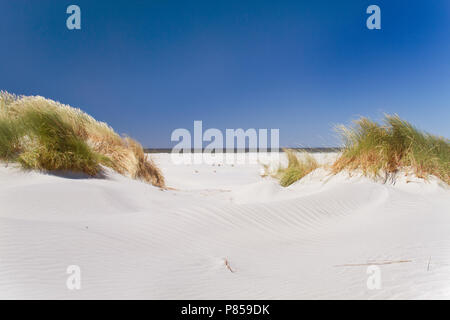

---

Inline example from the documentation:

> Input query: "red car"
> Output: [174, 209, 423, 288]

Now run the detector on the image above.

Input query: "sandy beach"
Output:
[0, 152, 449, 299]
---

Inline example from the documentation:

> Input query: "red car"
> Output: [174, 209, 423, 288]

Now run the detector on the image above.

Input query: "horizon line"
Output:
[144, 147, 342, 153]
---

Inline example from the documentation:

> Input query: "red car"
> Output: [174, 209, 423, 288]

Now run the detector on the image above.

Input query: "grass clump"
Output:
[267, 149, 318, 187]
[16, 109, 104, 176]
[0, 117, 21, 160]
[332, 114, 450, 184]
[0, 91, 165, 187]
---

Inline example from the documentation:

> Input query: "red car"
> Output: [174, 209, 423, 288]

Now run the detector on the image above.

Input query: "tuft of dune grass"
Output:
[332, 114, 450, 184]
[17, 109, 104, 176]
[125, 137, 165, 187]
[0, 91, 165, 187]
[268, 149, 318, 187]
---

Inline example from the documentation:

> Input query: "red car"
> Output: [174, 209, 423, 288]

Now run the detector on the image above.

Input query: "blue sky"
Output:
[1, 0, 449, 147]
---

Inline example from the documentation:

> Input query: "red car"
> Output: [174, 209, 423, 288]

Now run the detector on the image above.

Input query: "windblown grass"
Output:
[17, 109, 104, 176]
[0, 91, 164, 187]
[266, 149, 318, 187]
[332, 114, 450, 184]
[0, 117, 21, 160]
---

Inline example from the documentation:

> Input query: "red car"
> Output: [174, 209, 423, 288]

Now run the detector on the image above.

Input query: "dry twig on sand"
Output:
[334, 260, 412, 267]
[224, 258, 236, 273]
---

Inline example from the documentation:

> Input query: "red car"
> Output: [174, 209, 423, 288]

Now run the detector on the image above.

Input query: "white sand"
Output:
[0, 152, 449, 299]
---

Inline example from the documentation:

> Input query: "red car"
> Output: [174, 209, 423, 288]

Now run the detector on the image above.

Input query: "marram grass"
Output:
[0, 91, 164, 187]
[17, 109, 104, 176]
[332, 114, 450, 184]
[267, 149, 318, 187]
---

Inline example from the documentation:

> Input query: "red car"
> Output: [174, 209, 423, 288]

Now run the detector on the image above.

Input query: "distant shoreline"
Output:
[144, 147, 341, 153]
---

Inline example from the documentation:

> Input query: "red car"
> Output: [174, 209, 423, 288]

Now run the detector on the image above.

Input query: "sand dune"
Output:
[0, 153, 449, 299]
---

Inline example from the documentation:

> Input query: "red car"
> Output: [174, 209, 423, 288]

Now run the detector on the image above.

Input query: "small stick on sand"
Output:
[224, 258, 235, 273]
[427, 256, 431, 271]
[334, 260, 412, 267]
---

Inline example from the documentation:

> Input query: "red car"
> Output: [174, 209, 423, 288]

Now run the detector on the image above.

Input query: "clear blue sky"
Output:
[1, 0, 449, 147]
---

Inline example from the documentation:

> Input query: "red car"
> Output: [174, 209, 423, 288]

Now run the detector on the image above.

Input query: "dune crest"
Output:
[0, 91, 164, 187]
